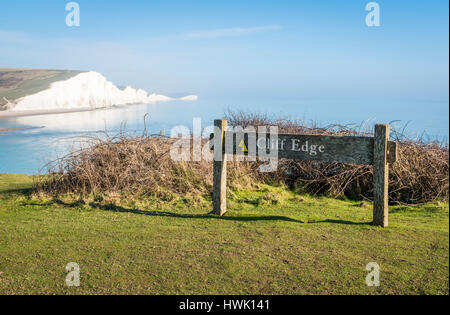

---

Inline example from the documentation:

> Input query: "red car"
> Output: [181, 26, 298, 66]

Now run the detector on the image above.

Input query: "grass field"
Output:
[0, 174, 448, 295]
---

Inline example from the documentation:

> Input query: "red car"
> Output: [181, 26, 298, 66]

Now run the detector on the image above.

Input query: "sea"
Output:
[0, 98, 448, 174]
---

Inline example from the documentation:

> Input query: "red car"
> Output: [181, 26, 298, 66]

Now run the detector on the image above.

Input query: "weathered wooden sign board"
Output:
[211, 119, 398, 227]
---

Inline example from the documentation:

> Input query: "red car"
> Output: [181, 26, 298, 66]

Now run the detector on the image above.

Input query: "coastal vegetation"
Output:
[38, 112, 449, 205]
[1, 112, 448, 295]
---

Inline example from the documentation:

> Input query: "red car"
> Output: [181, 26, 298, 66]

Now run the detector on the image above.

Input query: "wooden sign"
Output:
[212, 119, 398, 227]
[221, 131, 397, 165]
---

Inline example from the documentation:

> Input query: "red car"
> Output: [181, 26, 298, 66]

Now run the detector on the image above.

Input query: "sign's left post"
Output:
[213, 119, 228, 216]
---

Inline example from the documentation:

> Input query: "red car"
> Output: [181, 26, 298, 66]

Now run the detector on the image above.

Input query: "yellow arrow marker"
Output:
[238, 139, 248, 152]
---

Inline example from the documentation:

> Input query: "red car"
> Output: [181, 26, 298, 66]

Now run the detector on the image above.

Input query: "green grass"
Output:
[0, 174, 448, 295]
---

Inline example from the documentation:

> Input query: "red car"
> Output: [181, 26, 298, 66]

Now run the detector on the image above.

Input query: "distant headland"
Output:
[0, 68, 197, 116]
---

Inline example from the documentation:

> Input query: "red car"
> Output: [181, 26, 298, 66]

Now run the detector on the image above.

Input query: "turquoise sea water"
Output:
[0, 98, 448, 174]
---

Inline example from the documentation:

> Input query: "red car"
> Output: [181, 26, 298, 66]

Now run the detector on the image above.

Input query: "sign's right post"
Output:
[373, 124, 390, 227]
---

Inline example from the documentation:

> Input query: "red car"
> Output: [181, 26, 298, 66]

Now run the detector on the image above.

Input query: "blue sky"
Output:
[0, 0, 448, 102]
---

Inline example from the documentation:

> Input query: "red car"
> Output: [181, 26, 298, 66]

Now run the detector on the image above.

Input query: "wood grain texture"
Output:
[212, 119, 227, 216]
[387, 141, 398, 164]
[373, 124, 389, 227]
[221, 131, 397, 165]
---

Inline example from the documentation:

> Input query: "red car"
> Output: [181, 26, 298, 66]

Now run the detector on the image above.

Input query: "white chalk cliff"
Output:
[8, 71, 197, 111]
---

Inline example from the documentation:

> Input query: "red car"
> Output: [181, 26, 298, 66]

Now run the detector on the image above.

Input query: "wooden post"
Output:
[373, 124, 389, 227]
[213, 119, 227, 216]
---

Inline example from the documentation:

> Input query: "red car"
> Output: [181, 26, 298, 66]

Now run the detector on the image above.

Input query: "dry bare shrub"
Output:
[38, 111, 448, 205]
[389, 139, 449, 204]
[226, 111, 449, 204]
[37, 132, 260, 200]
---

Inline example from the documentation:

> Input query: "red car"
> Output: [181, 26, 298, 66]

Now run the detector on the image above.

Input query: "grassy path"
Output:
[0, 174, 448, 295]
